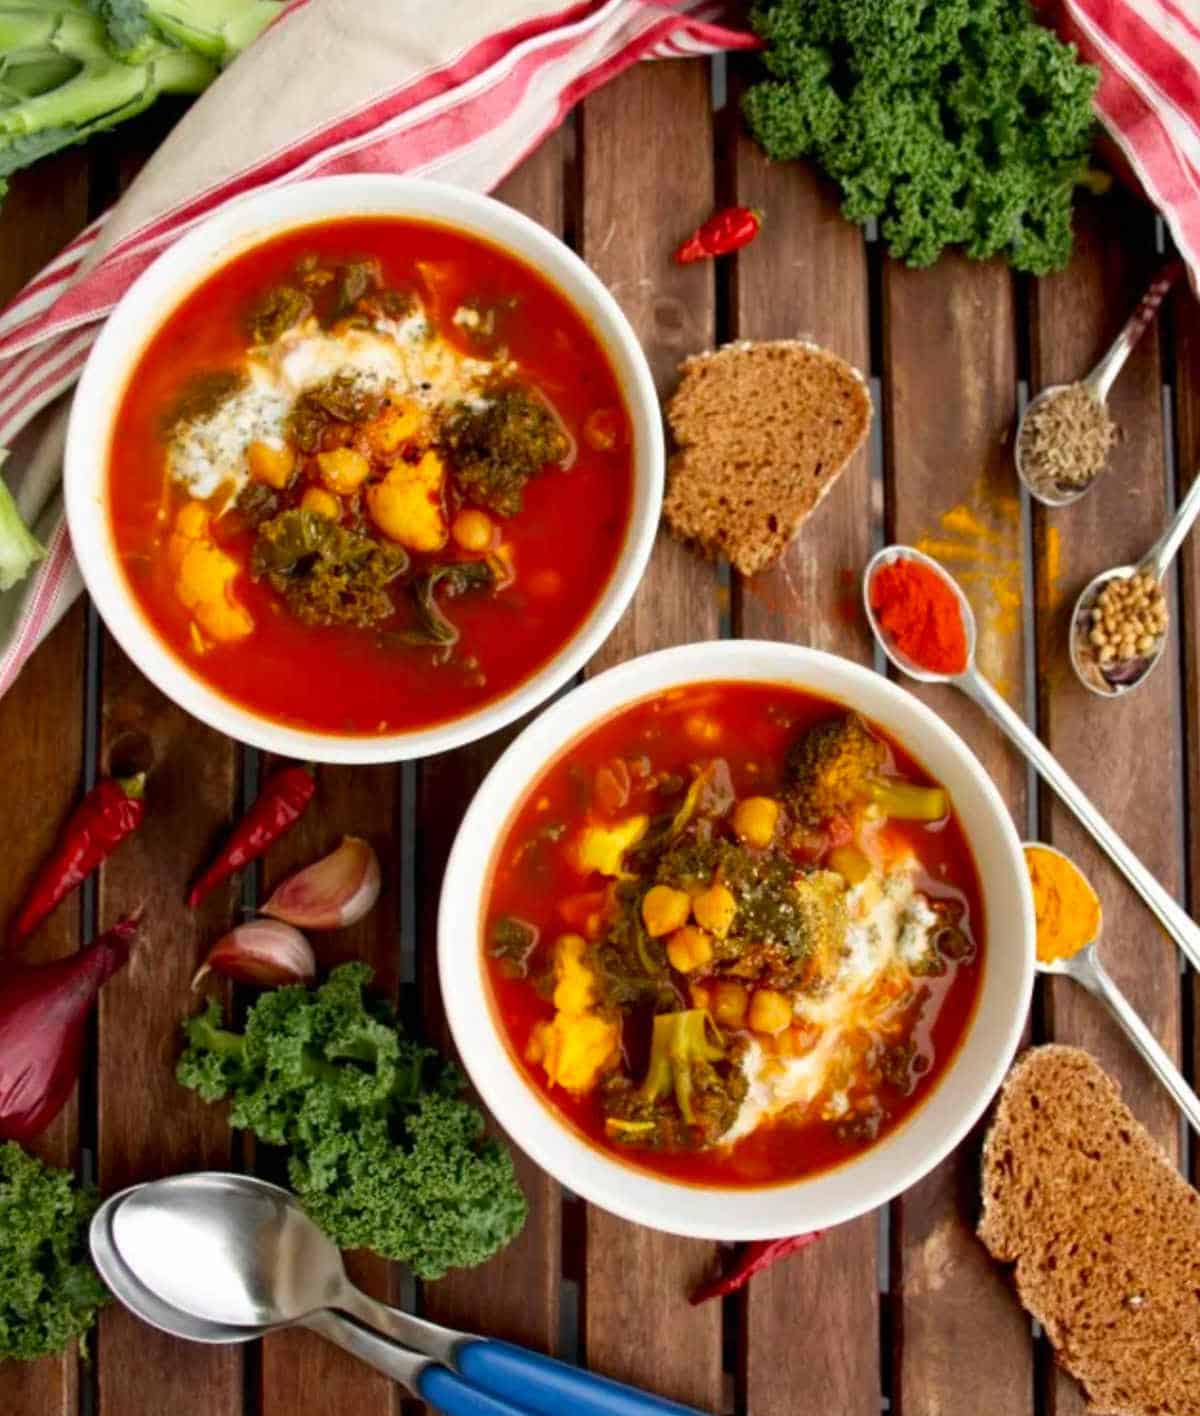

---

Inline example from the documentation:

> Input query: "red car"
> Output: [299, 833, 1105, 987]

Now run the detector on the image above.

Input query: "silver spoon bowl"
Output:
[1027, 842, 1200, 1135]
[1068, 468, 1200, 698]
[863, 544, 1200, 975]
[1015, 258, 1182, 508]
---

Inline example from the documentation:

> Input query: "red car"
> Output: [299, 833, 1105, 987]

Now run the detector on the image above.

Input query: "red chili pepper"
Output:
[9, 774, 146, 944]
[689, 1231, 823, 1304]
[187, 764, 315, 908]
[674, 205, 763, 264]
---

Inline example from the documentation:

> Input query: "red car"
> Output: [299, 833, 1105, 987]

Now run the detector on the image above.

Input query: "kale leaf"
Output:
[402, 560, 496, 647]
[176, 964, 527, 1281]
[440, 386, 569, 517]
[742, 0, 1101, 273]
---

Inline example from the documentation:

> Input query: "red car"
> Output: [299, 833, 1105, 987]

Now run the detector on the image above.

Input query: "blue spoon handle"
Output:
[419, 1363, 537, 1416]
[456, 1338, 710, 1416]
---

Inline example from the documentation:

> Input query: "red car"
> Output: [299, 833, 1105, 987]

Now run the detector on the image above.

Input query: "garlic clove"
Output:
[260, 836, 381, 931]
[192, 919, 315, 990]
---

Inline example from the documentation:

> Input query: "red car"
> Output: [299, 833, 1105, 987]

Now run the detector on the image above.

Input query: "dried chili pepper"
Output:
[187, 764, 315, 909]
[689, 1231, 822, 1304]
[9, 775, 146, 943]
[674, 205, 763, 264]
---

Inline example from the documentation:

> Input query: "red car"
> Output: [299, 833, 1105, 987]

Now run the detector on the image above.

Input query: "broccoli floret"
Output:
[440, 384, 569, 517]
[0, 1141, 107, 1362]
[785, 713, 948, 825]
[88, 0, 283, 65]
[742, 0, 1101, 273]
[601, 1010, 747, 1150]
[177, 964, 528, 1280]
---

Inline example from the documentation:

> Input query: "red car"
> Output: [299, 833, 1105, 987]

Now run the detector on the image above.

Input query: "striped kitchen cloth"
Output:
[0, 0, 757, 699]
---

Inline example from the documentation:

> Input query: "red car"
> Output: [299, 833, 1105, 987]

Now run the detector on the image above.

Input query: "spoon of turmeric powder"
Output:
[863, 545, 1200, 981]
[1025, 842, 1200, 1136]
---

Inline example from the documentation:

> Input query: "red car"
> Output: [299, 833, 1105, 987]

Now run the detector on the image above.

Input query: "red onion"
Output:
[0, 915, 138, 1143]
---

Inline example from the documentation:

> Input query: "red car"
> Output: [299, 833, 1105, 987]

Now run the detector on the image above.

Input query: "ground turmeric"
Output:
[1024, 844, 1101, 962]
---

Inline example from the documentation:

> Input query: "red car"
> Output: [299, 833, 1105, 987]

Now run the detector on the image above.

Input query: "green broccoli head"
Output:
[786, 713, 947, 825]
[177, 964, 527, 1279]
[743, 0, 1100, 273]
[0, 1142, 108, 1362]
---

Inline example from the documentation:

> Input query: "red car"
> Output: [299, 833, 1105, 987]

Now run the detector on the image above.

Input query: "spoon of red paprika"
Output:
[863, 544, 1200, 976]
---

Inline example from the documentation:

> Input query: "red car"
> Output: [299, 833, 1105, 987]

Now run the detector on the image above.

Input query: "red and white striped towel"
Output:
[0, 0, 756, 699]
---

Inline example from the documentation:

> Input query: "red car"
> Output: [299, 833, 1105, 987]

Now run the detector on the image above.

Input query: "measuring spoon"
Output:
[1027, 842, 1200, 1135]
[1069, 469, 1200, 698]
[863, 544, 1200, 975]
[1015, 258, 1182, 508]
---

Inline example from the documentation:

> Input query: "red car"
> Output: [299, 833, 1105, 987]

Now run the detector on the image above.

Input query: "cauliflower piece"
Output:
[364, 396, 425, 456]
[366, 450, 448, 552]
[567, 815, 649, 876]
[168, 502, 253, 645]
[525, 934, 618, 1094]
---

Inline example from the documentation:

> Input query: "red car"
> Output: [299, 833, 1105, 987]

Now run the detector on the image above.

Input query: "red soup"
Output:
[483, 682, 985, 1188]
[108, 218, 634, 735]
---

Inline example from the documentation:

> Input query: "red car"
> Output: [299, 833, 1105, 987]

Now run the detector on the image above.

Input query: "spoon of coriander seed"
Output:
[1016, 258, 1183, 508]
[1070, 469, 1200, 698]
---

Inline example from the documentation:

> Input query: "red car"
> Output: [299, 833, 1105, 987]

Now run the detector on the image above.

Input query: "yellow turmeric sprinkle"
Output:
[1043, 525, 1063, 609]
[1024, 844, 1101, 963]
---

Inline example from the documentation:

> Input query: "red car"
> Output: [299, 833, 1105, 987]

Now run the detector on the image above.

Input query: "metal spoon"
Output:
[863, 544, 1200, 976]
[1028, 842, 1200, 1135]
[1015, 258, 1182, 508]
[90, 1187, 505, 1415]
[1068, 470, 1200, 698]
[108, 1171, 704, 1416]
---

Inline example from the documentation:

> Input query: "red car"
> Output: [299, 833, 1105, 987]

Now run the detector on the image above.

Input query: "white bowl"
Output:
[439, 641, 1035, 1239]
[65, 176, 663, 763]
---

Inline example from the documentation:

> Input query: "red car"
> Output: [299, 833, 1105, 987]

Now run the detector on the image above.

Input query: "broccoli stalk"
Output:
[89, 0, 284, 65]
[0, 464, 44, 591]
[0, 4, 215, 186]
[786, 713, 949, 825]
[638, 1009, 726, 1125]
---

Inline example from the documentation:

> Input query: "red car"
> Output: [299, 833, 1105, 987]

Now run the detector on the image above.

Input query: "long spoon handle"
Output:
[959, 666, 1200, 971]
[1072, 954, 1200, 1136]
[1147, 467, 1200, 582]
[1086, 257, 1183, 403]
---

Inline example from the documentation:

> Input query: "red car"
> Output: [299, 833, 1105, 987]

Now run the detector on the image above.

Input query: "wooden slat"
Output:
[577, 60, 725, 1412]
[882, 250, 1033, 1416]
[727, 101, 880, 1415]
[0, 152, 90, 1416]
[257, 762, 403, 1416]
[1029, 194, 1182, 1416]
[416, 134, 566, 1365]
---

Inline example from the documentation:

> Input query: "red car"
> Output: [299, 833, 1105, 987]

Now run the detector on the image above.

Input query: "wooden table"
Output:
[3, 51, 1197, 1416]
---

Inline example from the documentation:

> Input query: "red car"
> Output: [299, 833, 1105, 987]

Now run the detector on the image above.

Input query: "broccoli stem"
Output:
[638, 1010, 724, 1125]
[141, 0, 283, 63]
[866, 779, 948, 823]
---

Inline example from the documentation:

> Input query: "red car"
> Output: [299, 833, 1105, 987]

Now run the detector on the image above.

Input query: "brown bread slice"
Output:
[978, 1045, 1200, 1416]
[663, 339, 871, 576]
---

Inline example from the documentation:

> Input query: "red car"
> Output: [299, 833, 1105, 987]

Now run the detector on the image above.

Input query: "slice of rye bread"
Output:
[978, 1045, 1200, 1416]
[663, 340, 872, 577]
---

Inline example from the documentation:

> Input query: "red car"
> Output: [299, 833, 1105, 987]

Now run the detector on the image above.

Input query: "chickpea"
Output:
[316, 447, 370, 494]
[451, 508, 495, 552]
[300, 487, 340, 519]
[641, 884, 691, 938]
[748, 988, 792, 1036]
[710, 980, 749, 1029]
[692, 882, 736, 937]
[733, 796, 780, 849]
[666, 925, 713, 974]
[246, 440, 295, 490]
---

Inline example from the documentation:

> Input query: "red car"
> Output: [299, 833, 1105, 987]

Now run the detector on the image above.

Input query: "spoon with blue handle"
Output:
[90, 1185, 524, 1416]
[108, 1171, 709, 1416]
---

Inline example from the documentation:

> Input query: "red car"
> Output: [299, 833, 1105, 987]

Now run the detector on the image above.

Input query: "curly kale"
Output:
[177, 964, 527, 1280]
[742, 0, 1102, 272]
[441, 385, 569, 517]
[0, 1142, 107, 1362]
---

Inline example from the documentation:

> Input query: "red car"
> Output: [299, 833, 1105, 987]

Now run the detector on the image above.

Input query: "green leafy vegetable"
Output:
[176, 963, 528, 1280]
[0, 1140, 107, 1361]
[251, 508, 408, 628]
[441, 385, 569, 517]
[287, 375, 381, 452]
[0, 469, 44, 592]
[742, 0, 1101, 272]
[245, 283, 311, 345]
[403, 559, 496, 647]
[161, 367, 245, 433]
[88, 0, 283, 65]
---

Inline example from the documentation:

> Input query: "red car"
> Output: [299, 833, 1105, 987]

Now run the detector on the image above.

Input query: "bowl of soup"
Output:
[439, 641, 1034, 1238]
[65, 176, 661, 761]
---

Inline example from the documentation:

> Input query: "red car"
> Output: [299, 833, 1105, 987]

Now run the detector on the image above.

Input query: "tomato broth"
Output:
[108, 218, 634, 735]
[483, 682, 985, 1188]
